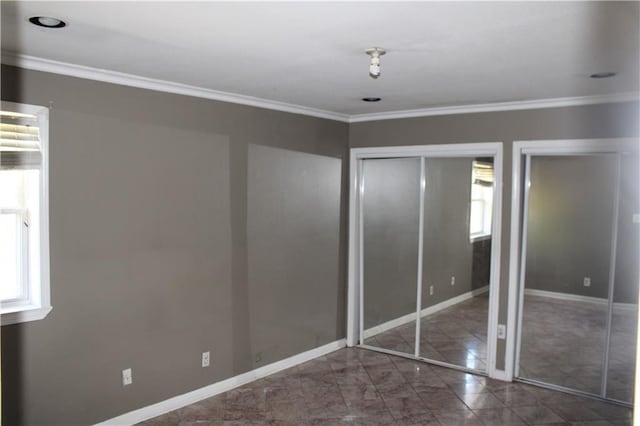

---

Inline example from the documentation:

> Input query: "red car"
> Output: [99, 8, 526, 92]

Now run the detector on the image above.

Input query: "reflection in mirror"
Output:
[519, 155, 617, 395]
[362, 158, 420, 355]
[419, 157, 493, 372]
[606, 152, 639, 403]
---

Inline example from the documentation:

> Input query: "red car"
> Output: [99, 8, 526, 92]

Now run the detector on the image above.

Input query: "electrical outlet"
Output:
[584, 277, 591, 287]
[429, 285, 434, 296]
[633, 213, 640, 224]
[122, 368, 132, 386]
[497, 324, 506, 339]
[450, 276, 455, 286]
[202, 351, 210, 368]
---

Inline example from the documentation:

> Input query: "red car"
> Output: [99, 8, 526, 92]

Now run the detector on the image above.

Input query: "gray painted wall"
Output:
[2, 62, 638, 425]
[1, 64, 349, 425]
[525, 153, 639, 303]
[422, 158, 477, 308]
[525, 155, 618, 299]
[349, 101, 640, 369]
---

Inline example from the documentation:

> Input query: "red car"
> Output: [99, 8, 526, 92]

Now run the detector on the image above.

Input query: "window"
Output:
[1, 101, 50, 325]
[469, 159, 494, 241]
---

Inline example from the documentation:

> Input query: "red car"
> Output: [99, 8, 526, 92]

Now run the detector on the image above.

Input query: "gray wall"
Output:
[349, 100, 640, 370]
[525, 153, 639, 303]
[614, 152, 640, 304]
[422, 158, 477, 308]
[525, 155, 617, 299]
[1, 64, 349, 425]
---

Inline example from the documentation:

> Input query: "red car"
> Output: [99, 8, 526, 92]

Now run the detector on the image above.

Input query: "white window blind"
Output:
[0, 110, 43, 169]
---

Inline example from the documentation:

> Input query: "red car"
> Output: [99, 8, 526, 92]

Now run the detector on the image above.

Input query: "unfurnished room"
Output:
[0, 1, 639, 425]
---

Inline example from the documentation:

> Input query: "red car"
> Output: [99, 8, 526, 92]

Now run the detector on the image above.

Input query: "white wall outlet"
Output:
[497, 324, 506, 339]
[584, 277, 591, 287]
[429, 285, 434, 296]
[122, 368, 132, 386]
[633, 213, 640, 224]
[450, 276, 455, 286]
[202, 351, 210, 368]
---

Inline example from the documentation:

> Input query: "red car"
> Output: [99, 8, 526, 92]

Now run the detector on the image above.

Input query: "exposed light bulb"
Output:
[365, 47, 386, 80]
[369, 56, 380, 78]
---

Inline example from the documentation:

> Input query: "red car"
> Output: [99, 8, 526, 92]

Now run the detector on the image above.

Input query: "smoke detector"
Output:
[365, 47, 386, 79]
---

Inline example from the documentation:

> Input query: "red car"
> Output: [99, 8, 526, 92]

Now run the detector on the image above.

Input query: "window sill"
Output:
[1, 304, 52, 326]
[470, 234, 492, 243]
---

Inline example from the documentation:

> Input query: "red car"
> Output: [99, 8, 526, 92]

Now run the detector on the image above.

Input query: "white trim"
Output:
[95, 339, 346, 426]
[0, 305, 52, 326]
[346, 153, 359, 346]
[414, 157, 426, 357]
[506, 138, 640, 384]
[525, 288, 607, 305]
[2, 53, 349, 123]
[350, 142, 503, 159]
[348, 93, 639, 123]
[364, 286, 490, 339]
[4, 53, 637, 125]
[524, 289, 637, 311]
[486, 144, 503, 381]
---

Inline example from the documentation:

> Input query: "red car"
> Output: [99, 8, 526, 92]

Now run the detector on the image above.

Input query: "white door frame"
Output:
[346, 142, 504, 380]
[505, 138, 639, 383]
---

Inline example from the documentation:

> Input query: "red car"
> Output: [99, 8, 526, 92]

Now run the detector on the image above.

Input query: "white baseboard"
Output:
[364, 285, 489, 339]
[524, 289, 637, 311]
[95, 339, 347, 426]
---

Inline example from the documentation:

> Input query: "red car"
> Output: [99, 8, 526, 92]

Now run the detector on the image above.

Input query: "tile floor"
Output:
[364, 293, 637, 403]
[140, 347, 632, 425]
[363, 293, 489, 372]
[520, 295, 637, 403]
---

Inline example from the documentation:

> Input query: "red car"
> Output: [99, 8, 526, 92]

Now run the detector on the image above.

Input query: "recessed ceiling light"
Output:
[590, 72, 616, 79]
[362, 97, 381, 102]
[29, 16, 67, 28]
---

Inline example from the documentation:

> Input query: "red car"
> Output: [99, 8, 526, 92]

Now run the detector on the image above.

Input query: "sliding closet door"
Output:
[419, 157, 493, 372]
[361, 158, 421, 355]
[519, 154, 618, 395]
[605, 152, 639, 403]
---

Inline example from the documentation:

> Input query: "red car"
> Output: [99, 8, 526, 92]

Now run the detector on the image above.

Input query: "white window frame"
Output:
[0, 208, 30, 304]
[469, 162, 494, 242]
[1, 101, 51, 325]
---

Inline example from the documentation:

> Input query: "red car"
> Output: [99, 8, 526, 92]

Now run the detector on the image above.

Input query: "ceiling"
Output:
[1, 1, 639, 121]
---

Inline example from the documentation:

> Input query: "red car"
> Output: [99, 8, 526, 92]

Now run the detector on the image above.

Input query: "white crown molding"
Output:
[1, 53, 351, 123]
[3, 53, 638, 124]
[348, 92, 640, 123]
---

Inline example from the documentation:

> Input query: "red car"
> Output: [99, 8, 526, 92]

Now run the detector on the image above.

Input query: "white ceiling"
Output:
[1, 1, 639, 120]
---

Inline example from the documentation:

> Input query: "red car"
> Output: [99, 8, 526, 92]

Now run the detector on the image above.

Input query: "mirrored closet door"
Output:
[362, 157, 421, 356]
[517, 149, 639, 404]
[356, 146, 501, 375]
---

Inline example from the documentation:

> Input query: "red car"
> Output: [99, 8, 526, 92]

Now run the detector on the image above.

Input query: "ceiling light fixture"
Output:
[29, 16, 67, 28]
[365, 47, 386, 79]
[362, 97, 381, 102]
[590, 72, 616, 79]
